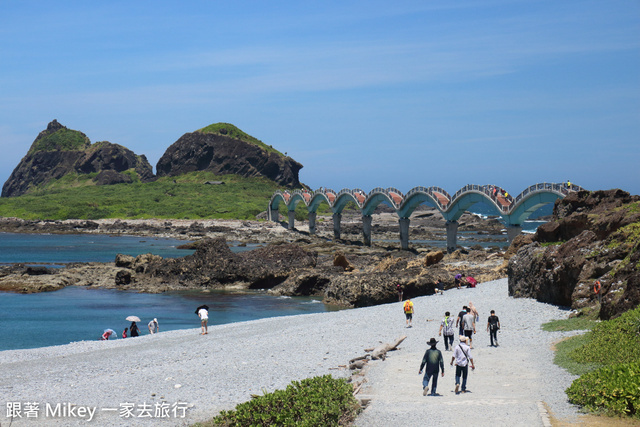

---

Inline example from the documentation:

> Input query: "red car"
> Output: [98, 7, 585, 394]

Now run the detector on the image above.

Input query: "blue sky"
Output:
[1, 0, 638, 196]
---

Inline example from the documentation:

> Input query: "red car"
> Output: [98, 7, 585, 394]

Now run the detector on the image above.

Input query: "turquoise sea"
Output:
[0, 233, 335, 351]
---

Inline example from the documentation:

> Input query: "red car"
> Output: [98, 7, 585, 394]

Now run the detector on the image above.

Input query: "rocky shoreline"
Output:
[0, 208, 510, 306]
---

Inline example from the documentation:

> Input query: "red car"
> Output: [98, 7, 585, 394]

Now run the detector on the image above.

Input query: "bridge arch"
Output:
[267, 182, 583, 251]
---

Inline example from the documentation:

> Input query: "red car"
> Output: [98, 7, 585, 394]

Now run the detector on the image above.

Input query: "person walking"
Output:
[462, 307, 476, 347]
[455, 306, 467, 337]
[148, 318, 159, 334]
[129, 321, 140, 337]
[396, 284, 404, 302]
[438, 311, 455, 351]
[487, 310, 501, 347]
[451, 336, 475, 394]
[403, 298, 414, 328]
[197, 306, 209, 335]
[419, 338, 445, 396]
[468, 301, 479, 321]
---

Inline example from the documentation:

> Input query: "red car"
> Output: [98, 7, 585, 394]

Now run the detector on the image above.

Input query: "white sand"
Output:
[0, 279, 581, 426]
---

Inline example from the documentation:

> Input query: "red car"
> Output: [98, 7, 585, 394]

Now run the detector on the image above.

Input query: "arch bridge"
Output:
[268, 182, 584, 252]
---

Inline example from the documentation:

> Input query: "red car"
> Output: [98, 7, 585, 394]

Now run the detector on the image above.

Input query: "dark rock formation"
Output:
[156, 123, 302, 188]
[136, 238, 317, 289]
[508, 189, 640, 319]
[2, 120, 154, 197]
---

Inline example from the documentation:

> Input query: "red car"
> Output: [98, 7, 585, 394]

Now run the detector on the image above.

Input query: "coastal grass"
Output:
[554, 335, 601, 376]
[542, 317, 597, 332]
[0, 172, 284, 220]
[197, 123, 283, 156]
[194, 375, 360, 426]
[556, 306, 640, 419]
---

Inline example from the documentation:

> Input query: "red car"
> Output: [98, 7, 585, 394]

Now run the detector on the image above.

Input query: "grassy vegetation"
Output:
[542, 317, 597, 332]
[554, 335, 602, 376]
[194, 375, 360, 426]
[197, 123, 283, 156]
[554, 307, 640, 418]
[540, 241, 565, 247]
[0, 172, 283, 220]
[28, 128, 90, 153]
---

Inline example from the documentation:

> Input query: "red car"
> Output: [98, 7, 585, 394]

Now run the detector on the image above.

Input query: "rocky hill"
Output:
[507, 189, 640, 319]
[1, 120, 154, 197]
[156, 123, 302, 188]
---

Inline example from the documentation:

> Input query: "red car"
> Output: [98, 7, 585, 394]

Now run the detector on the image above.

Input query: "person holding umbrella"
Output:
[196, 305, 209, 335]
[126, 316, 141, 337]
[101, 329, 116, 340]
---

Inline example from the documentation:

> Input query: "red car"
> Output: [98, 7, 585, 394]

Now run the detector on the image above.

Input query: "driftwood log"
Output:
[349, 335, 407, 369]
[370, 335, 406, 360]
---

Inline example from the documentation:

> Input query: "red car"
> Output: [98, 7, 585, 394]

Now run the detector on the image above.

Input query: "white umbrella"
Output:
[126, 316, 141, 322]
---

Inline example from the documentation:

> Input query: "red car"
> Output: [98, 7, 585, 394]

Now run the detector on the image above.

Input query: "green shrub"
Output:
[568, 306, 640, 365]
[207, 375, 360, 426]
[29, 128, 90, 153]
[566, 361, 640, 418]
[559, 306, 640, 420]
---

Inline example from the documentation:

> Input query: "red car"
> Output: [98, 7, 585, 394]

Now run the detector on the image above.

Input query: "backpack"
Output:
[404, 301, 412, 313]
[442, 317, 454, 336]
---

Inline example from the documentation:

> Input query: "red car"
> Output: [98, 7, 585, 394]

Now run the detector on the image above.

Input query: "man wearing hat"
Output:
[148, 318, 159, 334]
[418, 338, 445, 396]
[451, 336, 475, 394]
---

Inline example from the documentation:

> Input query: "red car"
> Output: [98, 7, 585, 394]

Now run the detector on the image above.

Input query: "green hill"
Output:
[0, 172, 283, 220]
[196, 123, 283, 156]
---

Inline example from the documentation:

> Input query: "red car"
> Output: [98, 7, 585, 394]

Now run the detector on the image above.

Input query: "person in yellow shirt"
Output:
[404, 298, 414, 328]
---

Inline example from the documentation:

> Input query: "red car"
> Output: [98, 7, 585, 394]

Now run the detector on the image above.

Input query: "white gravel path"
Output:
[0, 278, 582, 426]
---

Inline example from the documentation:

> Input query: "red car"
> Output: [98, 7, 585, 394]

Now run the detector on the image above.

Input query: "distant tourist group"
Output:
[99, 305, 211, 340]
[397, 276, 501, 396]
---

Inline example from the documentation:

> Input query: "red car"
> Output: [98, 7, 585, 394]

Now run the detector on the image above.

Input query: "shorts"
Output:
[464, 330, 473, 339]
[405, 313, 413, 320]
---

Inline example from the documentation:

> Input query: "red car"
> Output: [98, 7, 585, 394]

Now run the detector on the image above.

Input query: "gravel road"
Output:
[0, 278, 581, 426]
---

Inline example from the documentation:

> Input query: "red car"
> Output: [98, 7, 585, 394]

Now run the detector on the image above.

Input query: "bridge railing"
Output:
[513, 182, 570, 205]
[451, 184, 514, 214]
[335, 188, 366, 208]
[404, 186, 451, 210]
[271, 183, 583, 217]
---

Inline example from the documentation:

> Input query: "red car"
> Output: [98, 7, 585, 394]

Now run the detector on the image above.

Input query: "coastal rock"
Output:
[2, 120, 154, 197]
[115, 254, 136, 268]
[333, 252, 355, 271]
[508, 189, 640, 319]
[155, 123, 302, 188]
[136, 238, 317, 289]
[269, 270, 334, 297]
[115, 270, 132, 285]
[424, 251, 444, 266]
[0, 263, 124, 293]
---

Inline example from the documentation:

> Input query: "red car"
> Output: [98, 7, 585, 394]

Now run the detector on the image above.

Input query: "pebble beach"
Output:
[0, 278, 583, 426]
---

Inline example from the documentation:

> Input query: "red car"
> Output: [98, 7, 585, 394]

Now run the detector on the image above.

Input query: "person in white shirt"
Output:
[148, 318, 159, 334]
[198, 308, 208, 335]
[450, 336, 475, 394]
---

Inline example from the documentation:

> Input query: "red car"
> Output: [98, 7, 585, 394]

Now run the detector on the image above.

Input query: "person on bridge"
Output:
[419, 338, 445, 396]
